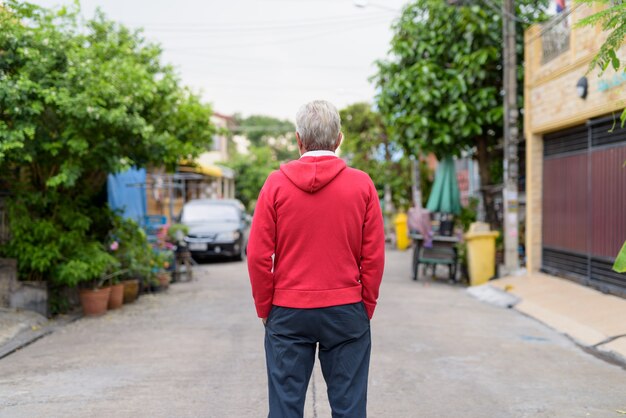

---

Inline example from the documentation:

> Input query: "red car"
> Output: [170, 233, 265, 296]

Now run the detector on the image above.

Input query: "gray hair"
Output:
[295, 100, 341, 151]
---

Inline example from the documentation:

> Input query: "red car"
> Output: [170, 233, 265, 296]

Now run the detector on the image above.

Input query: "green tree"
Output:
[0, 2, 215, 287]
[577, 0, 626, 124]
[223, 146, 279, 212]
[373, 0, 547, 224]
[0, 3, 214, 184]
[233, 114, 298, 161]
[340, 102, 432, 209]
[223, 115, 298, 211]
[233, 115, 295, 146]
[340, 103, 385, 180]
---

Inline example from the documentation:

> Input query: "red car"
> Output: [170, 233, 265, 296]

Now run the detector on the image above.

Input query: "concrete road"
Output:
[0, 250, 625, 417]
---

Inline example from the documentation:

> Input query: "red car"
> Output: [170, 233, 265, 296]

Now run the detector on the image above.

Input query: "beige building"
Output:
[146, 112, 236, 223]
[524, 5, 626, 295]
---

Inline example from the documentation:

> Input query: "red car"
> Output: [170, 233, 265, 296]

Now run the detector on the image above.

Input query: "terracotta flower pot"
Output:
[79, 287, 111, 316]
[122, 279, 139, 303]
[157, 272, 171, 290]
[108, 283, 124, 310]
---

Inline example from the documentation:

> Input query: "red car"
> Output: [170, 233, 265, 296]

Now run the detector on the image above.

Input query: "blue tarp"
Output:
[107, 168, 147, 224]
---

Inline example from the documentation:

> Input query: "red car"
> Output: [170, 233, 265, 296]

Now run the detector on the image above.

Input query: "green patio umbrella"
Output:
[426, 156, 461, 215]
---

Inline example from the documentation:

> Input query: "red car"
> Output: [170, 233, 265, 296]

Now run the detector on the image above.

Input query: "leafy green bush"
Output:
[223, 146, 279, 212]
[2, 192, 118, 287]
[151, 249, 174, 273]
[456, 197, 479, 232]
[108, 216, 152, 280]
[166, 223, 189, 243]
[56, 242, 118, 289]
[0, 1, 215, 292]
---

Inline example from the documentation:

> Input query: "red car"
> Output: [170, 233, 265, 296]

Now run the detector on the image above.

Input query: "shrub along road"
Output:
[0, 251, 625, 417]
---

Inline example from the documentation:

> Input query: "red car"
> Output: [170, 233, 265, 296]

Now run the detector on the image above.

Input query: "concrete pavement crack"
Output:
[592, 334, 626, 348]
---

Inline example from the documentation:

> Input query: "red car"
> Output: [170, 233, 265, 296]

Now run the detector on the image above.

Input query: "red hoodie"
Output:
[247, 155, 385, 319]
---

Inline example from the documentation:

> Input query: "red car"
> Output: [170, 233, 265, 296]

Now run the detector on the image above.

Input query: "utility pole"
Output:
[502, 0, 520, 272]
[411, 155, 422, 209]
[383, 134, 394, 214]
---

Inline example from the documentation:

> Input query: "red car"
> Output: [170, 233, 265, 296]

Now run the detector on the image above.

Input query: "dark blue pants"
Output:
[264, 302, 371, 418]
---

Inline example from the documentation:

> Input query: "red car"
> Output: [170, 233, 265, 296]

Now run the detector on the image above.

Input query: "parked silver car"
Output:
[179, 199, 249, 261]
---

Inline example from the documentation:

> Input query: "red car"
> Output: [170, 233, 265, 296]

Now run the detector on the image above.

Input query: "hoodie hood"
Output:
[280, 156, 347, 193]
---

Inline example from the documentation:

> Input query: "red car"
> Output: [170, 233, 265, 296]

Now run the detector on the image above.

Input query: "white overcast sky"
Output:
[30, 0, 410, 120]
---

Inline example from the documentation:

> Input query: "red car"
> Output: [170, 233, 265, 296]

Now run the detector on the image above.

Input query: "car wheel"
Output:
[234, 239, 246, 261]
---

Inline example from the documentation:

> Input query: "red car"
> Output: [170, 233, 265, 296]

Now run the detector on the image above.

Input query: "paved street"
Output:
[0, 250, 625, 418]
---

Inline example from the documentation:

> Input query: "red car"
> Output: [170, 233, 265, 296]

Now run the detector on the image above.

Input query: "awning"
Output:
[179, 153, 234, 179]
[179, 152, 224, 178]
[179, 163, 222, 178]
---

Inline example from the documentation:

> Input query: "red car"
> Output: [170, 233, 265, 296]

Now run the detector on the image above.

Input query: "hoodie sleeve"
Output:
[247, 179, 277, 318]
[360, 181, 386, 319]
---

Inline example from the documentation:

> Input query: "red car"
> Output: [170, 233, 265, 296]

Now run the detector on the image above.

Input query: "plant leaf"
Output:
[613, 240, 626, 273]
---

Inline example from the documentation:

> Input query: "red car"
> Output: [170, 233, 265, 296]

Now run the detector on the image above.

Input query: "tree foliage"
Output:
[340, 103, 386, 178]
[374, 0, 502, 158]
[576, 0, 626, 124]
[339, 102, 432, 209]
[0, 2, 214, 185]
[0, 2, 215, 286]
[577, 0, 626, 72]
[373, 0, 547, 222]
[223, 146, 279, 212]
[223, 115, 298, 211]
[233, 114, 295, 147]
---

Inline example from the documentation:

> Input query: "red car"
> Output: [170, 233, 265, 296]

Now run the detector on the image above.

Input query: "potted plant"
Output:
[84, 269, 128, 314]
[454, 198, 479, 284]
[151, 249, 174, 291]
[143, 271, 160, 293]
[165, 223, 192, 283]
[108, 216, 153, 303]
[55, 242, 119, 316]
[166, 223, 189, 245]
[157, 271, 171, 289]
[105, 267, 128, 310]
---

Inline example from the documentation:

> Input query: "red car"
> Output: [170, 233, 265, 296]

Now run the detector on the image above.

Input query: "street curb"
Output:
[467, 284, 626, 370]
[0, 313, 81, 360]
[515, 309, 626, 371]
[578, 340, 626, 371]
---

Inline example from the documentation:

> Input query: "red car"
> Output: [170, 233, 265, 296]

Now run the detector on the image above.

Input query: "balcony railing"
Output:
[540, 11, 571, 64]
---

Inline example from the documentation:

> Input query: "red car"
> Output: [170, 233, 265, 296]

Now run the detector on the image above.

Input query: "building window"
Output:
[212, 135, 222, 151]
[541, 11, 570, 64]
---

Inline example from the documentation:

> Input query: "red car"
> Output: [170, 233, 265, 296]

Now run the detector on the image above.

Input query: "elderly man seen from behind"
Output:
[247, 100, 385, 418]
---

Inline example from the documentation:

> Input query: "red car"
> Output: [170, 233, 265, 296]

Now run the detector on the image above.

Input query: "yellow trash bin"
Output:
[394, 212, 410, 250]
[464, 223, 499, 286]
